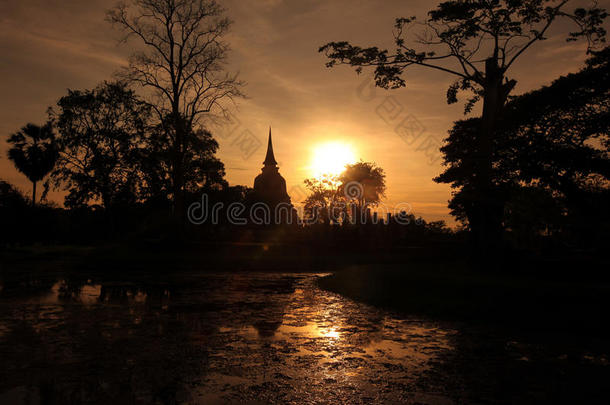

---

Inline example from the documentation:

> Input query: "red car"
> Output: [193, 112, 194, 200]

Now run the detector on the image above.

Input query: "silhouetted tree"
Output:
[434, 117, 509, 229]
[184, 129, 226, 193]
[0, 179, 28, 210]
[320, 0, 607, 251]
[107, 0, 244, 220]
[302, 174, 340, 224]
[0, 179, 30, 243]
[141, 113, 227, 203]
[500, 47, 610, 195]
[6, 123, 58, 206]
[503, 186, 564, 248]
[425, 220, 452, 235]
[49, 82, 151, 209]
[338, 161, 386, 224]
[436, 48, 610, 248]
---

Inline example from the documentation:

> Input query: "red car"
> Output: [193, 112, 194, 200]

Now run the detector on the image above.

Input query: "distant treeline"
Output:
[2, 50, 608, 253]
[1, 0, 609, 256]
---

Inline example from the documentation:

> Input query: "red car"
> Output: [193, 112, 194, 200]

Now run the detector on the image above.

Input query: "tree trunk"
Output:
[172, 153, 184, 219]
[473, 58, 515, 256]
[172, 111, 186, 228]
[32, 181, 37, 207]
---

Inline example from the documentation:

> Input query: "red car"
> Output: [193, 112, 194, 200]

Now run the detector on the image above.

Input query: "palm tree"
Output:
[7, 123, 58, 206]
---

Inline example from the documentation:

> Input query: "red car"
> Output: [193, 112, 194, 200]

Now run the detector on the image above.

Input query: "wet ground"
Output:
[0, 272, 608, 404]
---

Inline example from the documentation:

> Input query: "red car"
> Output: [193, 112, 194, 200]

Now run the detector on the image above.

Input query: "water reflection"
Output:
[0, 273, 456, 403]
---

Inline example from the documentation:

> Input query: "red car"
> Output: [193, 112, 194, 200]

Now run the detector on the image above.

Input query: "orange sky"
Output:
[1, 0, 608, 224]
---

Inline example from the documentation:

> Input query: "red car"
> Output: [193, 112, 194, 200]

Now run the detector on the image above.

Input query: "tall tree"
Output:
[49, 82, 151, 209]
[107, 0, 244, 219]
[7, 123, 58, 206]
[320, 0, 606, 251]
[436, 47, 610, 246]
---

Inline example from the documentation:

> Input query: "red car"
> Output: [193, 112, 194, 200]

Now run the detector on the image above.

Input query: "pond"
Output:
[1, 271, 608, 404]
[0, 272, 460, 404]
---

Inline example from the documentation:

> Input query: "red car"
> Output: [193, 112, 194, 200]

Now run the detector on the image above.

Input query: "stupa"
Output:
[252, 128, 297, 224]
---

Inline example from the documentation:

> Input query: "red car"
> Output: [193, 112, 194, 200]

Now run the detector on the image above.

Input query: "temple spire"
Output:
[263, 127, 278, 166]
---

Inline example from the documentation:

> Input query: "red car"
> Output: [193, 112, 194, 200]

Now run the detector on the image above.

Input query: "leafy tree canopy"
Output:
[49, 81, 151, 209]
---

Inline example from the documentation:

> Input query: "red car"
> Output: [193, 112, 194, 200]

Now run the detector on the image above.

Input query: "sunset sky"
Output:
[1, 0, 608, 224]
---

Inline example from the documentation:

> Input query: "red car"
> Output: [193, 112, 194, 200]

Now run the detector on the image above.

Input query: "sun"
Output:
[310, 142, 357, 178]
